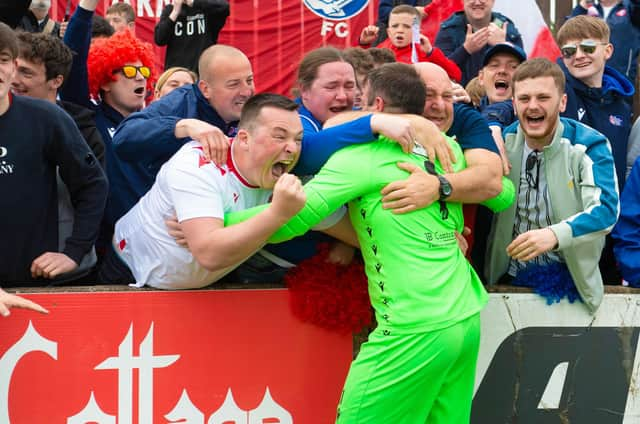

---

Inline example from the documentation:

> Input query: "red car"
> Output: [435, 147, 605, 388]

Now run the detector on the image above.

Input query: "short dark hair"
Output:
[0, 22, 18, 60]
[17, 32, 72, 81]
[366, 62, 426, 115]
[106, 3, 136, 23]
[92, 14, 115, 38]
[343, 47, 374, 77]
[512, 58, 566, 95]
[368, 47, 396, 67]
[238, 93, 299, 131]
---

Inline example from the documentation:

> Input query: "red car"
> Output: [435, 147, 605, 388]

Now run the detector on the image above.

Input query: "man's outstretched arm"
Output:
[183, 174, 306, 272]
[226, 146, 377, 244]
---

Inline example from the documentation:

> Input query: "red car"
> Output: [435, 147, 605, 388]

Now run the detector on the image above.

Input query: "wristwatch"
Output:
[437, 175, 452, 200]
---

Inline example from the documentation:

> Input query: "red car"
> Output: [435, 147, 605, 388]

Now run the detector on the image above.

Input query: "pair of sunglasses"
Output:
[114, 65, 151, 79]
[560, 40, 608, 59]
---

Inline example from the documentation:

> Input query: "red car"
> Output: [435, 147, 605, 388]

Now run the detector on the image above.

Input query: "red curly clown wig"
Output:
[87, 30, 156, 100]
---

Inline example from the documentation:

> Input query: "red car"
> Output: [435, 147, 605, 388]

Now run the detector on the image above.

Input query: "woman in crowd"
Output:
[154, 66, 197, 99]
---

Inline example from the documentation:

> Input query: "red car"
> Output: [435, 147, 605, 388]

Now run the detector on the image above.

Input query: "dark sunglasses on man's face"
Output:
[560, 40, 608, 59]
[113, 65, 151, 79]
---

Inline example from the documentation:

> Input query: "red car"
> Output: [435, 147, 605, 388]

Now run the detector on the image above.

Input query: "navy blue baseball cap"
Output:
[482, 42, 527, 67]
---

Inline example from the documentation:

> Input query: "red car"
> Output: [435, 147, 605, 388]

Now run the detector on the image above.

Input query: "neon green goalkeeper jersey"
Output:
[226, 135, 514, 335]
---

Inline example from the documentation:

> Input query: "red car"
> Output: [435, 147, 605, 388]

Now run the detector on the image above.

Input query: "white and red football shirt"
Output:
[114, 140, 272, 289]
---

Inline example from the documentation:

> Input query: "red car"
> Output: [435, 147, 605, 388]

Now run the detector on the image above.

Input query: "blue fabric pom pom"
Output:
[511, 262, 580, 305]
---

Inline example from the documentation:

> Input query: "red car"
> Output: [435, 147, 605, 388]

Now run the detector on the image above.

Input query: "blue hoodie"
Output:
[559, 60, 635, 189]
[613, 155, 640, 286]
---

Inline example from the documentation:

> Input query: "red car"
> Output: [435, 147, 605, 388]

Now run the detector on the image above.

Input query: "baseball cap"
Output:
[482, 42, 527, 67]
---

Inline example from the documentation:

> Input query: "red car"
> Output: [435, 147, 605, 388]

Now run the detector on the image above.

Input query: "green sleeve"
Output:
[480, 176, 515, 212]
[225, 145, 377, 243]
[224, 203, 269, 226]
[399, 135, 515, 213]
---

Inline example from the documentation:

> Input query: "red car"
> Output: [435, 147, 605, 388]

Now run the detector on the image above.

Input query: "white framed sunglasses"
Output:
[560, 40, 608, 59]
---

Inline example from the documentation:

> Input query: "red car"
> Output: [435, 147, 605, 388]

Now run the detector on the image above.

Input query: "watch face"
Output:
[439, 176, 452, 197]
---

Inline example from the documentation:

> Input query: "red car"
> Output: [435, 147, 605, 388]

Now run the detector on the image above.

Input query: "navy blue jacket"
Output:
[61, 4, 148, 231]
[613, 155, 640, 286]
[435, 11, 523, 86]
[559, 59, 635, 190]
[479, 97, 515, 129]
[449, 103, 499, 154]
[0, 95, 108, 284]
[570, 1, 640, 84]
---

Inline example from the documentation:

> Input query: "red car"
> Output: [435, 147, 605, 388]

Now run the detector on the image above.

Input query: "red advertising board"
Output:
[0, 289, 352, 423]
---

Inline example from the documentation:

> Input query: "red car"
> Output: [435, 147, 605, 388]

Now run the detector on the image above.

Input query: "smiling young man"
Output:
[0, 22, 108, 286]
[13, 31, 106, 282]
[478, 42, 526, 108]
[557, 15, 634, 190]
[485, 58, 619, 313]
[14, 31, 104, 164]
[475, 43, 527, 152]
[557, 15, 633, 284]
[570, 0, 640, 85]
[99, 94, 307, 288]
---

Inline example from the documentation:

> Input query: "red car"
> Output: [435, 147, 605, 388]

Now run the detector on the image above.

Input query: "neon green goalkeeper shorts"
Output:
[336, 313, 481, 424]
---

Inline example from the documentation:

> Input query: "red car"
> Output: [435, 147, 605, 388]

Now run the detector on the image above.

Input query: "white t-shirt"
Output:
[114, 140, 272, 289]
[602, 5, 614, 20]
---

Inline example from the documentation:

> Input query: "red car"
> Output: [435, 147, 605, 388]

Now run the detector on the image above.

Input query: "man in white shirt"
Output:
[98, 94, 307, 289]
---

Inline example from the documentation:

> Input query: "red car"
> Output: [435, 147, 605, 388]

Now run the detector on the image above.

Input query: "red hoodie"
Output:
[375, 38, 462, 83]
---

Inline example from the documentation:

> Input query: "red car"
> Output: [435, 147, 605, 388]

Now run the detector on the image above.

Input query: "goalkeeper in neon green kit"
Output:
[226, 63, 515, 423]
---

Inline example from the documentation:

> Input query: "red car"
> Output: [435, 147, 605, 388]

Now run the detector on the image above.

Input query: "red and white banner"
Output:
[52, 0, 379, 94]
[50, 0, 558, 96]
[0, 289, 352, 423]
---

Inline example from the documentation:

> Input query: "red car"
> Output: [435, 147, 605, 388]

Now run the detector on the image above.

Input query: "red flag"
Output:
[494, 0, 561, 61]
[421, 0, 464, 43]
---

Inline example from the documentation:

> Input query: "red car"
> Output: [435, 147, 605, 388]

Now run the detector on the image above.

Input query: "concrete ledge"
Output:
[5, 282, 636, 294]
[4, 281, 287, 293]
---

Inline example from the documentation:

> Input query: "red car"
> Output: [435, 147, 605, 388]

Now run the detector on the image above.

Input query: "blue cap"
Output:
[482, 42, 527, 67]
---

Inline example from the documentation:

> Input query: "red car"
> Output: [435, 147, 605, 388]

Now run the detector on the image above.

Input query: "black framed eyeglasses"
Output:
[525, 151, 541, 190]
[560, 40, 608, 59]
[113, 65, 151, 79]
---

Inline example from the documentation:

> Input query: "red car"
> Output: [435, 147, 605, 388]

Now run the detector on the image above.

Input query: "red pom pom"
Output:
[284, 243, 372, 334]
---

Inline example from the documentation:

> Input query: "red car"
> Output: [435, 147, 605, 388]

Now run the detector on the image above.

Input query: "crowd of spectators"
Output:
[2, 0, 640, 420]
